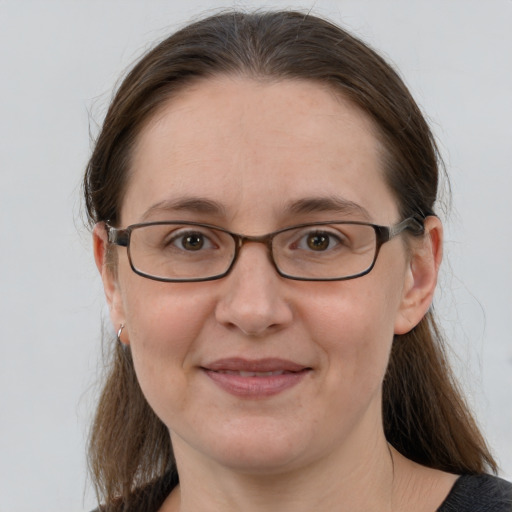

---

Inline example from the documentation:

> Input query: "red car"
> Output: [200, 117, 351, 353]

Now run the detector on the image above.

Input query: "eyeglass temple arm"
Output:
[105, 224, 129, 247]
[387, 216, 426, 239]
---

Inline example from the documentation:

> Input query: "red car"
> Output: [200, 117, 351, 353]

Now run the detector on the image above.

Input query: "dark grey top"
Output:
[93, 472, 512, 511]
[437, 474, 512, 512]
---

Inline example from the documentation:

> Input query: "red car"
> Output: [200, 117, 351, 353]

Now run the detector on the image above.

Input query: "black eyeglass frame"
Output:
[105, 217, 425, 283]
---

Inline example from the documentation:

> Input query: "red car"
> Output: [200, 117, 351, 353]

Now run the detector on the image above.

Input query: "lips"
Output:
[201, 358, 311, 398]
[217, 370, 289, 377]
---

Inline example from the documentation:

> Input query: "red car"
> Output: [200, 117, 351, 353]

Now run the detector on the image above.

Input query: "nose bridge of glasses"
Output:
[232, 232, 277, 266]
[237, 232, 274, 246]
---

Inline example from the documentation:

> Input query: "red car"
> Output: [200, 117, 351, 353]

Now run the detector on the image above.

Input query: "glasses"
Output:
[106, 218, 424, 282]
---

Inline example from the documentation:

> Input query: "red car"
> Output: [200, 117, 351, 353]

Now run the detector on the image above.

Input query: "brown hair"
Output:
[84, 10, 497, 508]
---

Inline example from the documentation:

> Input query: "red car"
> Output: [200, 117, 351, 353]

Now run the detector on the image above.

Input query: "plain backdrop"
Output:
[0, 1, 510, 510]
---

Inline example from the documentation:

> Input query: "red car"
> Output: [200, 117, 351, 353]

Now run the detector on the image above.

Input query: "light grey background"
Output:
[0, 1, 510, 511]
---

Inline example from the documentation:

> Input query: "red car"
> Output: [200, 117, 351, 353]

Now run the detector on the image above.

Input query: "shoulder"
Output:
[438, 474, 512, 512]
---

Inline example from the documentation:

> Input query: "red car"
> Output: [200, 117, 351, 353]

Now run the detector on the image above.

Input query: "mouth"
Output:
[201, 358, 312, 398]
[215, 370, 294, 377]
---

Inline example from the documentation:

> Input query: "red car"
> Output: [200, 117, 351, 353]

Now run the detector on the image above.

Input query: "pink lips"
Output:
[201, 358, 311, 398]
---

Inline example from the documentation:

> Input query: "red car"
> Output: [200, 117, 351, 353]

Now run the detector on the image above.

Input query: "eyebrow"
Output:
[285, 196, 372, 220]
[140, 195, 371, 222]
[141, 197, 226, 221]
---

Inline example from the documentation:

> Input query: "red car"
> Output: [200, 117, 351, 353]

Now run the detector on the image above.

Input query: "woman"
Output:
[84, 10, 512, 512]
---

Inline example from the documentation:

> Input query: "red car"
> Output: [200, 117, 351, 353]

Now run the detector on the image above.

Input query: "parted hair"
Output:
[84, 10, 497, 509]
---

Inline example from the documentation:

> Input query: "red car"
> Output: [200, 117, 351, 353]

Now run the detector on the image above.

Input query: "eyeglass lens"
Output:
[126, 222, 379, 281]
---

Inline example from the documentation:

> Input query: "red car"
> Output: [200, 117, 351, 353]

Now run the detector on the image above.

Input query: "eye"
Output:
[296, 230, 344, 252]
[169, 230, 216, 251]
[306, 232, 331, 251]
[181, 233, 205, 251]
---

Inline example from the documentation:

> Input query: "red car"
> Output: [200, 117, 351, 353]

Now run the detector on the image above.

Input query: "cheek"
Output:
[120, 277, 216, 401]
[309, 296, 393, 375]
[301, 270, 405, 387]
[304, 276, 401, 340]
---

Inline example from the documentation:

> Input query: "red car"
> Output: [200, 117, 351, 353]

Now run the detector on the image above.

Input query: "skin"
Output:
[94, 77, 454, 511]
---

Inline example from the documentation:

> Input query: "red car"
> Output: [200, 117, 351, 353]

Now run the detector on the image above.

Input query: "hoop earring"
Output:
[117, 324, 125, 344]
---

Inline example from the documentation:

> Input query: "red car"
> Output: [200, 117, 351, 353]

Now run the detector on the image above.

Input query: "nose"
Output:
[215, 242, 293, 336]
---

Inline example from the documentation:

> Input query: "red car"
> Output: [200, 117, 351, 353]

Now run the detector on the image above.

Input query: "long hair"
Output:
[84, 10, 496, 507]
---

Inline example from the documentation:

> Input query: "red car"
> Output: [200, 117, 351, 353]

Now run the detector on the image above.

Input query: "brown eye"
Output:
[307, 233, 331, 251]
[181, 233, 205, 251]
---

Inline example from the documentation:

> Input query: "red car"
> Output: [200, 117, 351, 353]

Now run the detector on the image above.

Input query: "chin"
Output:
[175, 414, 329, 475]
[208, 446, 307, 476]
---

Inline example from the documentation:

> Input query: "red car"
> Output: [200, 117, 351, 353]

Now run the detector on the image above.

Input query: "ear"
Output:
[394, 216, 443, 335]
[93, 223, 129, 344]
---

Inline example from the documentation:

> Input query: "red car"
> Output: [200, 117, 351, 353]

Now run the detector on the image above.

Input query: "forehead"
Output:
[123, 77, 398, 228]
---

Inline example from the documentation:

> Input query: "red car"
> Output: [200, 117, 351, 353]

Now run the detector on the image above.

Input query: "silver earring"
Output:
[117, 324, 125, 344]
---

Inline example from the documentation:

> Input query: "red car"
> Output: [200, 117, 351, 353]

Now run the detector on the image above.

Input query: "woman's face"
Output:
[98, 77, 435, 474]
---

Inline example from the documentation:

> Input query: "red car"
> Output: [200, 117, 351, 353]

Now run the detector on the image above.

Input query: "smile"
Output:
[201, 358, 311, 398]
